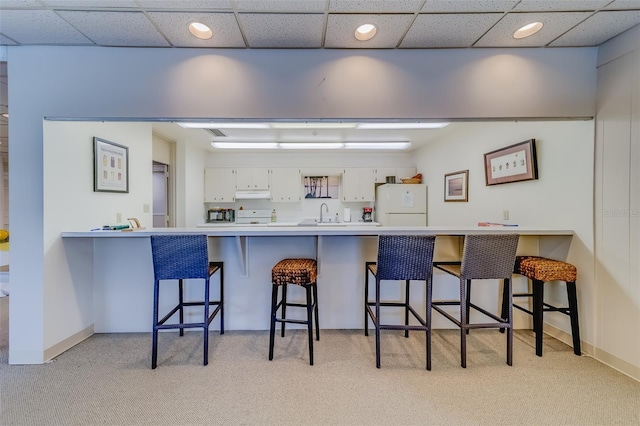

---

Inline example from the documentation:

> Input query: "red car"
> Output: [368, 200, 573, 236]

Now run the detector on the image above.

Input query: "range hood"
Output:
[234, 190, 272, 200]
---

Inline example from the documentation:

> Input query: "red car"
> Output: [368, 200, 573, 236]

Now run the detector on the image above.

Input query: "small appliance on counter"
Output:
[235, 209, 272, 225]
[362, 207, 373, 222]
[208, 208, 235, 223]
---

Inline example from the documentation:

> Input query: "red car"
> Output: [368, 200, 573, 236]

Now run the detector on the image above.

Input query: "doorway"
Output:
[152, 161, 169, 228]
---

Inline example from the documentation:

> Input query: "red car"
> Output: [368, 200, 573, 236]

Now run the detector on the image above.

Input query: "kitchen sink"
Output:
[297, 219, 346, 227]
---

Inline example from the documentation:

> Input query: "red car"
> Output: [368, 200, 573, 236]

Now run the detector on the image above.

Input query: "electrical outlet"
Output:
[143, 204, 150, 213]
[116, 212, 122, 223]
[503, 210, 509, 220]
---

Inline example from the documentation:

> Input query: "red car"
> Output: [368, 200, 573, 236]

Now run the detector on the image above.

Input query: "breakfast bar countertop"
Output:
[61, 225, 574, 238]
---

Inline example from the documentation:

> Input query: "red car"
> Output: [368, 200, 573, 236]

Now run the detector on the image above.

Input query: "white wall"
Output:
[594, 24, 640, 379]
[8, 45, 598, 363]
[413, 120, 595, 346]
[42, 121, 153, 352]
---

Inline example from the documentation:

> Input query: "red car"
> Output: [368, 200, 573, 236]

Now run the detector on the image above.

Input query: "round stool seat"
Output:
[515, 256, 577, 283]
[272, 258, 317, 286]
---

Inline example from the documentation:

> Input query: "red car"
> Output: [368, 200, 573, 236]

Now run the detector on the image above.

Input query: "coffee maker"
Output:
[362, 207, 373, 222]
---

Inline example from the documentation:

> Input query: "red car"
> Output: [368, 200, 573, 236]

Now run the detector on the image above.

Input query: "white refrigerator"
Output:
[374, 184, 427, 226]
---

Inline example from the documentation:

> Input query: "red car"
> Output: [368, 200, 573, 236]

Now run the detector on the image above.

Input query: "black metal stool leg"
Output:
[203, 278, 210, 366]
[364, 264, 370, 336]
[152, 279, 160, 369]
[281, 284, 288, 337]
[533, 279, 544, 356]
[306, 284, 314, 365]
[268, 284, 278, 361]
[178, 279, 184, 337]
[219, 263, 225, 334]
[506, 278, 513, 366]
[313, 282, 320, 341]
[566, 281, 582, 355]
[375, 277, 381, 369]
[500, 278, 509, 333]
[404, 280, 410, 338]
[465, 279, 471, 335]
[460, 278, 468, 368]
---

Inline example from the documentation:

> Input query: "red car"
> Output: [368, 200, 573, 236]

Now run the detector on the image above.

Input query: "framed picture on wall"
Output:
[444, 170, 469, 202]
[484, 139, 538, 186]
[93, 137, 129, 193]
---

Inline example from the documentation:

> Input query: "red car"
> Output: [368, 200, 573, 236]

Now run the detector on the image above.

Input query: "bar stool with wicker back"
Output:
[149, 234, 224, 369]
[432, 234, 519, 368]
[269, 258, 319, 365]
[503, 256, 581, 356]
[364, 235, 437, 369]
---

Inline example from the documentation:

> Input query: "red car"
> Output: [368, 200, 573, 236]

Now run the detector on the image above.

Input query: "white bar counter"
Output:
[59, 225, 573, 354]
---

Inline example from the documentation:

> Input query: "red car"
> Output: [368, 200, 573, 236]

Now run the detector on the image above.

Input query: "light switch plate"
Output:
[503, 210, 509, 220]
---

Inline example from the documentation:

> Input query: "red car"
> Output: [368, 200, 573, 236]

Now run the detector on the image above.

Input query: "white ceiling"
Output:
[0, 0, 639, 48]
[1, 1, 639, 152]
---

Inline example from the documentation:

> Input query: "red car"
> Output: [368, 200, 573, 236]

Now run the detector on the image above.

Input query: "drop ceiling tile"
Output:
[0, 10, 93, 44]
[325, 13, 414, 48]
[400, 13, 503, 48]
[0, 0, 42, 8]
[329, 0, 424, 12]
[551, 10, 640, 46]
[421, 0, 519, 13]
[137, 0, 232, 10]
[475, 12, 592, 47]
[43, 0, 139, 7]
[0, 34, 17, 45]
[604, 0, 640, 9]
[238, 13, 325, 48]
[57, 11, 169, 46]
[234, 0, 326, 12]
[513, 0, 610, 11]
[148, 12, 245, 47]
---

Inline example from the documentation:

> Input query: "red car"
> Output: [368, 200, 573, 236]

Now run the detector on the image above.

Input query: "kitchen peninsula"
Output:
[61, 225, 573, 347]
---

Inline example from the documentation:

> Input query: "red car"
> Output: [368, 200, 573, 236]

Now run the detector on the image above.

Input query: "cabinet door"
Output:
[236, 168, 270, 190]
[270, 168, 301, 202]
[342, 168, 375, 201]
[204, 168, 236, 202]
[375, 168, 397, 183]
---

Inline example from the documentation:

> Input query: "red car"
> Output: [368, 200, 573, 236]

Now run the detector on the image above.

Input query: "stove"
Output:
[235, 209, 272, 225]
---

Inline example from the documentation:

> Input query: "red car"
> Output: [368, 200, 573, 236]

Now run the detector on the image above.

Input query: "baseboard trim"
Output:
[44, 325, 94, 362]
[545, 323, 639, 382]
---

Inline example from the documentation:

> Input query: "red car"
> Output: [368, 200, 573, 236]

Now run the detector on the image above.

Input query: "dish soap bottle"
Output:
[271, 209, 277, 223]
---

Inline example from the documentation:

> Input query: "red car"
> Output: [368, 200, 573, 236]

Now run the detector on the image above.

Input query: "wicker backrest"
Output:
[460, 234, 519, 280]
[376, 235, 436, 281]
[150, 234, 209, 280]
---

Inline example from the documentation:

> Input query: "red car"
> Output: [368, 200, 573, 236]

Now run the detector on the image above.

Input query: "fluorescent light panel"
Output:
[270, 122, 357, 129]
[179, 122, 270, 129]
[344, 142, 410, 149]
[279, 143, 344, 149]
[357, 122, 449, 129]
[211, 142, 278, 149]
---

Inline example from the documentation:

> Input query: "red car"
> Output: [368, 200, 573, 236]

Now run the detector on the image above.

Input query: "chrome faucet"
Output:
[320, 203, 328, 223]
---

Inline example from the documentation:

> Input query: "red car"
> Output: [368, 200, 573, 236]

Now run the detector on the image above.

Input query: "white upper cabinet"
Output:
[374, 167, 417, 183]
[204, 168, 236, 202]
[342, 168, 376, 201]
[270, 168, 301, 202]
[236, 168, 270, 190]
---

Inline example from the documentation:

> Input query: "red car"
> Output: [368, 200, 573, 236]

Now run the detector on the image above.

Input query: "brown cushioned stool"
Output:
[503, 256, 581, 356]
[269, 258, 319, 365]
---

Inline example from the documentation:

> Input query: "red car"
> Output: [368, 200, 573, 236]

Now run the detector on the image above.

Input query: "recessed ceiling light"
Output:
[355, 24, 377, 41]
[0, 113, 7, 118]
[188, 22, 213, 40]
[513, 22, 543, 39]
